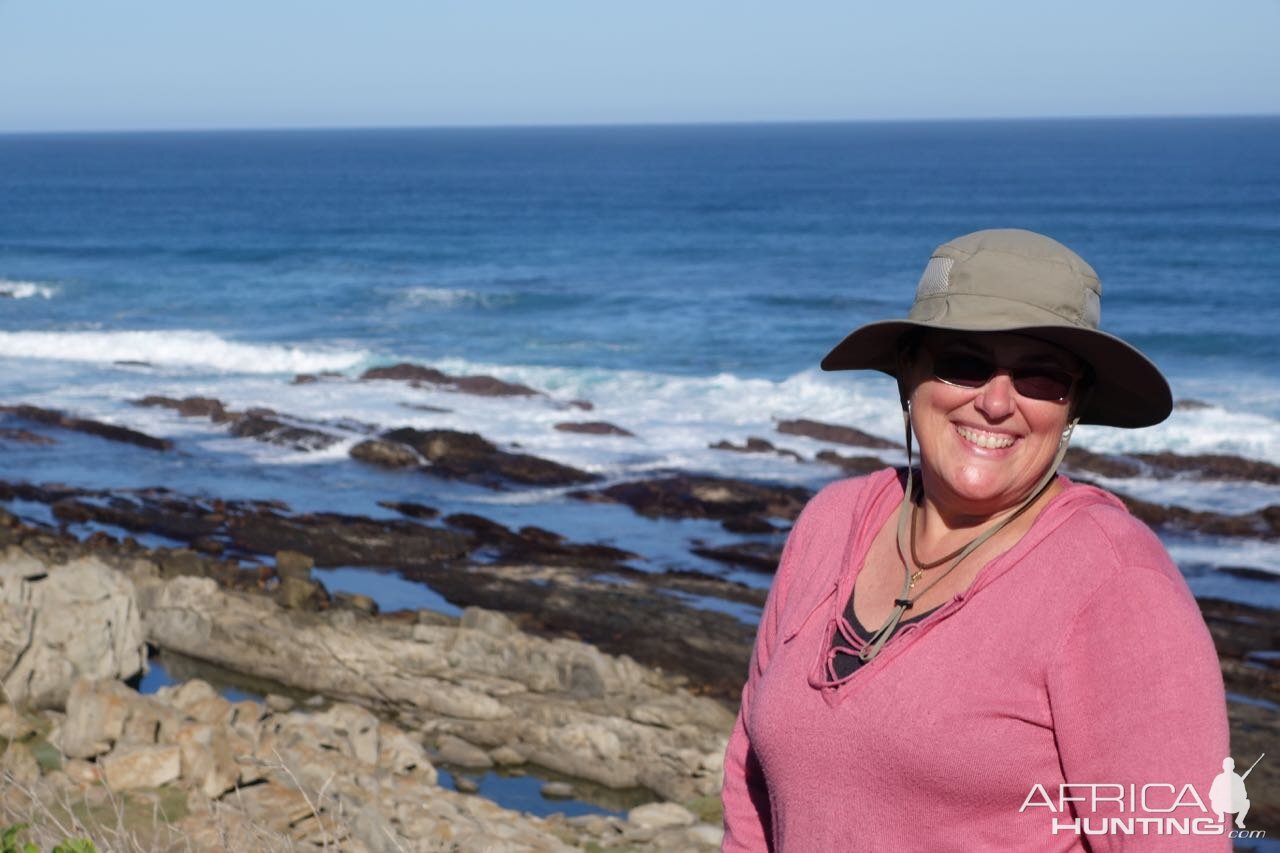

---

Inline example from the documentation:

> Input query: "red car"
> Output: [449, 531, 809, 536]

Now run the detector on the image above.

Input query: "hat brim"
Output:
[821, 320, 1172, 428]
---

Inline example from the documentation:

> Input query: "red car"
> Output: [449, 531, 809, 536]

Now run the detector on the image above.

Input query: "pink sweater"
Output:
[722, 469, 1231, 852]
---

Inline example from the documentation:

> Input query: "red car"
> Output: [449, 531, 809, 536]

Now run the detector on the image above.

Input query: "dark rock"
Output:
[1174, 398, 1213, 410]
[0, 404, 173, 451]
[711, 437, 803, 461]
[1063, 447, 1142, 478]
[381, 428, 598, 487]
[399, 403, 453, 414]
[361, 363, 453, 384]
[658, 567, 768, 610]
[516, 526, 565, 546]
[361, 362, 542, 397]
[350, 439, 421, 469]
[291, 374, 319, 385]
[444, 513, 515, 541]
[568, 399, 594, 411]
[191, 536, 225, 556]
[1133, 452, 1280, 486]
[1218, 566, 1279, 583]
[49, 495, 223, 543]
[133, 396, 229, 421]
[227, 414, 340, 452]
[0, 428, 55, 446]
[815, 451, 888, 476]
[554, 421, 635, 438]
[443, 513, 636, 568]
[1106, 488, 1280, 540]
[227, 511, 472, 569]
[720, 516, 777, 534]
[572, 475, 810, 523]
[776, 418, 900, 450]
[377, 501, 439, 520]
[691, 541, 784, 573]
[450, 375, 541, 397]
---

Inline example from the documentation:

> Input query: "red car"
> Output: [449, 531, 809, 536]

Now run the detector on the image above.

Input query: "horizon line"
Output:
[2, 110, 1278, 138]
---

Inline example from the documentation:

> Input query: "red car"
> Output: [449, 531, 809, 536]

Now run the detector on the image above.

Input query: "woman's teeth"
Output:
[956, 425, 1015, 449]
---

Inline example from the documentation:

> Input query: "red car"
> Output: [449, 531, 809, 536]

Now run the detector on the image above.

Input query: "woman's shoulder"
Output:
[1039, 477, 1185, 586]
[770, 468, 900, 592]
[801, 467, 901, 520]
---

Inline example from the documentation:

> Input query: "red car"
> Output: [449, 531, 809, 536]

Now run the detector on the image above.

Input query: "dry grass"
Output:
[0, 747, 367, 853]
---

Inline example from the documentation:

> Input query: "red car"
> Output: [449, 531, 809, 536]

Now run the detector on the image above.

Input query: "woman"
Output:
[722, 230, 1229, 851]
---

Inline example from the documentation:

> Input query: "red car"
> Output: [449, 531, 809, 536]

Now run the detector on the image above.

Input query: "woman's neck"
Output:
[911, 474, 1065, 557]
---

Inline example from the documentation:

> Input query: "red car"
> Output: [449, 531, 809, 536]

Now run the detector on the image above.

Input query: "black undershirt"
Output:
[829, 586, 938, 679]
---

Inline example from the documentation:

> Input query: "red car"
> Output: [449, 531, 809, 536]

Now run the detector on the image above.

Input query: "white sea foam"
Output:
[402, 287, 513, 309]
[0, 278, 57, 299]
[1073, 404, 1280, 468]
[0, 330, 369, 375]
[10, 350, 1280, 584]
[1168, 538, 1280, 575]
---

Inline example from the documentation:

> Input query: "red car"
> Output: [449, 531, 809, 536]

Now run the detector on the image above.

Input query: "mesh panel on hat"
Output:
[915, 257, 953, 298]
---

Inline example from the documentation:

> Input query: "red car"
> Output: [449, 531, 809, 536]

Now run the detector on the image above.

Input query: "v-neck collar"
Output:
[805, 469, 1094, 705]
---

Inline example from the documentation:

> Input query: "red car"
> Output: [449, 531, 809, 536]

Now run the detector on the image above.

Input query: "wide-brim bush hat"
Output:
[821, 228, 1172, 428]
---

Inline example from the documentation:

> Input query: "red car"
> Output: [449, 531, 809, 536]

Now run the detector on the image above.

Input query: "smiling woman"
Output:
[908, 331, 1081, 522]
[722, 230, 1230, 851]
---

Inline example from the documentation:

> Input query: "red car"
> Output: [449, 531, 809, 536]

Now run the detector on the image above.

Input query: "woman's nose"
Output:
[974, 371, 1016, 418]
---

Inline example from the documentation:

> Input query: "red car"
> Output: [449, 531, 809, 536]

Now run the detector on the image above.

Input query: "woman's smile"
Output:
[907, 331, 1077, 517]
[953, 422, 1017, 451]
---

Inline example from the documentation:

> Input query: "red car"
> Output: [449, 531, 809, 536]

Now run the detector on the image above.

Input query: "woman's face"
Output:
[905, 331, 1081, 519]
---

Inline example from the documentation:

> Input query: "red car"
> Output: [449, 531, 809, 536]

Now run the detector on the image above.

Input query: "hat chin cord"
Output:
[856, 399, 1080, 663]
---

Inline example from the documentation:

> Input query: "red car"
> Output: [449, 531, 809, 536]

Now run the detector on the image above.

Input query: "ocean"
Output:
[1, 117, 1277, 607]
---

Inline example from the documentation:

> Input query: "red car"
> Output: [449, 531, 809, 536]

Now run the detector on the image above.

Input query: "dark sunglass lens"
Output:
[1013, 370, 1073, 401]
[933, 354, 992, 388]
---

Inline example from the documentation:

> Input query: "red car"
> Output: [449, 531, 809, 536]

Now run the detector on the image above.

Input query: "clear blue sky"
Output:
[1, 0, 1277, 132]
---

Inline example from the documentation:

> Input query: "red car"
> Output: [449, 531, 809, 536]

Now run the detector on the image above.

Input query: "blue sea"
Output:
[1, 117, 1278, 606]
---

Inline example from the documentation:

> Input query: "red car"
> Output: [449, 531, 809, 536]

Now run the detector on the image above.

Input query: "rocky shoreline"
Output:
[1, 543, 730, 850]
[1, 390, 1277, 847]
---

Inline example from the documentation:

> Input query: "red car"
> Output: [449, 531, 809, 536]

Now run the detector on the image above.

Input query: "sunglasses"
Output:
[929, 351, 1080, 402]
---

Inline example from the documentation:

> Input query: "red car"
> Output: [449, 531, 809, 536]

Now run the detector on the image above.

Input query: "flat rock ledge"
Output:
[132, 564, 733, 806]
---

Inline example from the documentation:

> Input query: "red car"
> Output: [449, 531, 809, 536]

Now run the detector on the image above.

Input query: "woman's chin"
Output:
[934, 469, 1030, 513]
